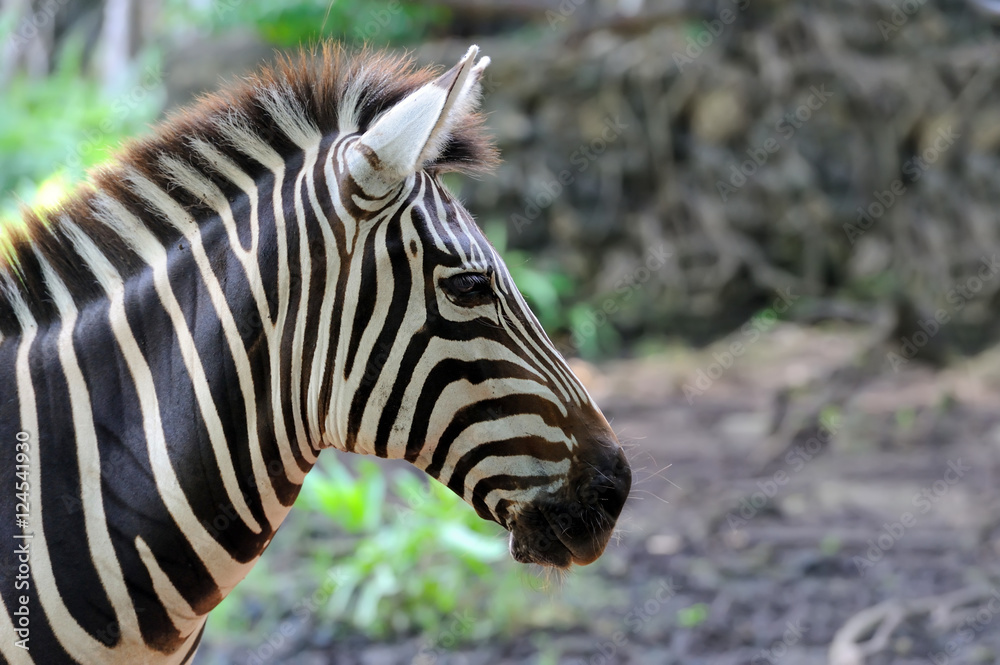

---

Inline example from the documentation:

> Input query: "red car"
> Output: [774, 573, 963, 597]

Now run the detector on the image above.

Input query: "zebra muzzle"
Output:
[508, 445, 631, 568]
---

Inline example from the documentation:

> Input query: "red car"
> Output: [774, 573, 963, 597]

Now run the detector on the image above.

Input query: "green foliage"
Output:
[819, 404, 842, 430]
[567, 301, 622, 359]
[895, 406, 916, 431]
[206, 455, 539, 645]
[164, 0, 450, 47]
[483, 220, 620, 359]
[676, 602, 710, 628]
[0, 41, 163, 222]
[820, 534, 842, 556]
[300, 459, 514, 637]
[483, 220, 574, 329]
[301, 457, 388, 533]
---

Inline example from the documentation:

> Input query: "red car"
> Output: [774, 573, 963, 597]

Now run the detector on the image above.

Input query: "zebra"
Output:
[0, 44, 632, 664]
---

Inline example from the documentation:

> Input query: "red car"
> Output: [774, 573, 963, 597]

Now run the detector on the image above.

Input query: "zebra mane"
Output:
[0, 43, 497, 336]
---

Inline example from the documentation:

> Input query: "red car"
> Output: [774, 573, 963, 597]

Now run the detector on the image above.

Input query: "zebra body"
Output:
[0, 45, 631, 663]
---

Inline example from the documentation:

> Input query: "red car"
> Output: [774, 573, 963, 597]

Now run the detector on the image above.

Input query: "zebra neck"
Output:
[0, 142, 333, 654]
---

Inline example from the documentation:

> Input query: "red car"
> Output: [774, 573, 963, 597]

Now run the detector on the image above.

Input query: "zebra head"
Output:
[323, 46, 632, 568]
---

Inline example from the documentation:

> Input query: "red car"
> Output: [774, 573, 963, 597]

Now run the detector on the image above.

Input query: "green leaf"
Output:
[677, 603, 710, 628]
[439, 523, 508, 562]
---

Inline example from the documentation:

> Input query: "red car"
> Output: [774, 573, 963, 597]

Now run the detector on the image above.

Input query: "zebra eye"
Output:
[442, 272, 493, 303]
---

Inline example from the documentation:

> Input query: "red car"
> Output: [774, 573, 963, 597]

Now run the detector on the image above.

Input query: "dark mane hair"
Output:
[0, 43, 498, 335]
[151, 42, 497, 175]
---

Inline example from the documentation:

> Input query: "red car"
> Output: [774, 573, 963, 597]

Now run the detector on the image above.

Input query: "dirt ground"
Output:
[196, 323, 1000, 665]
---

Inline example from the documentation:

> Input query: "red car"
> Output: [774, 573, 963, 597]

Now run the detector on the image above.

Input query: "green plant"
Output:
[299, 458, 515, 637]
[676, 602, 710, 628]
[164, 0, 450, 48]
[482, 220, 574, 330]
[0, 40, 163, 223]
[206, 454, 550, 647]
[481, 219, 620, 359]
[819, 404, 842, 430]
[820, 534, 842, 556]
[895, 406, 916, 431]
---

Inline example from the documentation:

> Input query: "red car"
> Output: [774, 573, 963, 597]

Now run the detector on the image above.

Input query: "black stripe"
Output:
[295, 141, 332, 456]
[273, 150, 314, 498]
[254, 170, 281, 324]
[180, 620, 208, 664]
[344, 182, 421, 454]
[315, 141, 351, 432]
[31, 320, 120, 645]
[446, 435, 570, 497]
[425, 395, 566, 479]
[402, 358, 537, 464]
[470, 474, 558, 523]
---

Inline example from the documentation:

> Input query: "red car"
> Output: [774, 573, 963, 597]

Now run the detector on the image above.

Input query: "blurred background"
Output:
[2, 0, 1000, 663]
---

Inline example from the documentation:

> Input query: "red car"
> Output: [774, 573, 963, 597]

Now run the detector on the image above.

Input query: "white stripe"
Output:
[287, 147, 321, 463]
[437, 415, 570, 491]
[121, 169, 294, 511]
[416, 180, 450, 254]
[34, 250, 143, 650]
[376, 338, 546, 461]
[337, 75, 367, 134]
[13, 309, 118, 662]
[463, 456, 571, 502]
[215, 113, 287, 172]
[0, 590, 34, 664]
[430, 181, 467, 262]
[66, 213, 262, 535]
[160, 151, 272, 342]
[258, 85, 322, 149]
[0, 328, 36, 665]
[483, 480, 564, 517]
[212, 117, 307, 487]
[65, 227, 257, 593]
[304, 146, 342, 445]
[330, 139, 364, 250]
[0, 270, 33, 330]
[134, 536, 203, 639]
[494, 289, 576, 405]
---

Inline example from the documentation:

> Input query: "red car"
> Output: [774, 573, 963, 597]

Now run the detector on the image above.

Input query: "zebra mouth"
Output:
[506, 444, 631, 568]
[507, 503, 610, 568]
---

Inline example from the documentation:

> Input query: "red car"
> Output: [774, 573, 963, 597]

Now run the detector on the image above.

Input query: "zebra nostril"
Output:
[590, 446, 631, 519]
[593, 476, 627, 519]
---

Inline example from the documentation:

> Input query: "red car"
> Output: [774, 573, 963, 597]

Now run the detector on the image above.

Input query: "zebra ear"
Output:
[348, 45, 489, 188]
